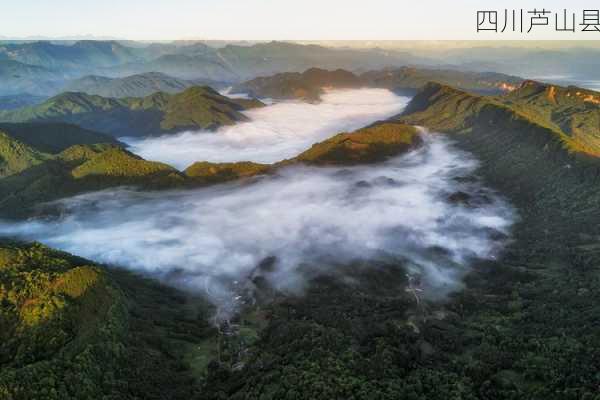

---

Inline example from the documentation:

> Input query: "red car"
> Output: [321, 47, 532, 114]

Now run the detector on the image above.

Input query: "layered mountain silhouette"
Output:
[63, 72, 225, 98]
[0, 40, 423, 95]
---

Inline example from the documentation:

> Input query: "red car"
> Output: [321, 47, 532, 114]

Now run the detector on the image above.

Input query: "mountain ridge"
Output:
[0, 86, 265, 137]
[231, 67, 365, 102]
[0, 121, 422, 218]
[399, 81, 600, 158]
[63, 72, 225, 98]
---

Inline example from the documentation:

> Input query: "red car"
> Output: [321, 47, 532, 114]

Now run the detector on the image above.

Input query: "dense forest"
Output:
[0, 240, 217, 400]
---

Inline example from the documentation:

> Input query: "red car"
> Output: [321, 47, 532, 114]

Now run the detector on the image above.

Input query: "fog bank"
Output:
[0, 136, 515, 319]
[124, 88, 410, 169]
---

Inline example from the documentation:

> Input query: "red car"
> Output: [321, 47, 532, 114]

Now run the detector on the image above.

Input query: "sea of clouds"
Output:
[123, 88, 411, 169]
[0, 88, 516, 319]
[0, 140, 515, 318]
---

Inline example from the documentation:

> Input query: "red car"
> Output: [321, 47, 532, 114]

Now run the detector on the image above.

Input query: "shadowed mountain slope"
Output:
[0, 123, 118, 178]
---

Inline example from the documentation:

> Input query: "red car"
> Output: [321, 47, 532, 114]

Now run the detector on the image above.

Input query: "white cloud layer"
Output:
[0, 136, 515, 319]
[0, 89, 516, 321]
[123, 89, 410, 170]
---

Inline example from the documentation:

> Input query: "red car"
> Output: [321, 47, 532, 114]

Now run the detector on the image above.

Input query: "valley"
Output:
[125, 88, 410, 167]
[0, 38, 599, 400]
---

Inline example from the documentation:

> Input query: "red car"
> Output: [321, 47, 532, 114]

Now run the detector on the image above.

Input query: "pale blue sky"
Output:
[3, 0, 600, 40]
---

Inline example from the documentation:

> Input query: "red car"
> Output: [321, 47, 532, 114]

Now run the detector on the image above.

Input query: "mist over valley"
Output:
[1, 34, 599, 400]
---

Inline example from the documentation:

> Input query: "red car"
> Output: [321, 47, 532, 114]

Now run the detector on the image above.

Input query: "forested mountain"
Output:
[231, 67, 524, 102]
[231, 68, 364, 102]
[199, 81, 600, 399]
[0, 60, 63, 96]
[0, 87, 264, 137]
[0, 122, 117, 178]
[0, 240, 215, 399]
[0, 40, 421, 95]
[401, 80, 600, 156]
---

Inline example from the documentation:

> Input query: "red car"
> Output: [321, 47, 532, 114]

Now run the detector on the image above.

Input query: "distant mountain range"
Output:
[63, 72, 226, 98]
[425, 46, 600, 80]
[232, 67, 523, 102]
[0, 40, 424, 96]
[2, 40, 600, 98]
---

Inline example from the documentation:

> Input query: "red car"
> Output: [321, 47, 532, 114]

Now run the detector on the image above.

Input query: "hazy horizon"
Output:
[4, 0, 600, 41]
[3, 38, 600, 51]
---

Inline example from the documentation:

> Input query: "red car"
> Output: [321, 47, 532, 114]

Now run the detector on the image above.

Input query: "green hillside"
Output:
[0, 240, 215, 400]
[0, 122, 119, 154]
[400, 81, 600, 157]
[501, 80, 600, 155]
[0, 241, 123, 398]
[0, 144, 185, 219]
[0, 122, 119, 179]
[184, 161, 270, 184]
[364, 80, 600, 399]
[289, 122, 421, 165]
[0, 133, 49, 178]
[0, 86, 265, 137]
